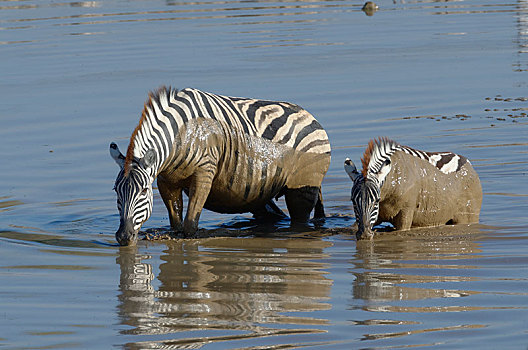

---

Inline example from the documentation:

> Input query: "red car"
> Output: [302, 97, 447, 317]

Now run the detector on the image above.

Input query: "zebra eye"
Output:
[141, 188, 148, 195]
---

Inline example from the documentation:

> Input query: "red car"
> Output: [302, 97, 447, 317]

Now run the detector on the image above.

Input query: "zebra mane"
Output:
[361, 137, 400, 178]
[360, 137, 469, 178]
[124, 86, 175, 175]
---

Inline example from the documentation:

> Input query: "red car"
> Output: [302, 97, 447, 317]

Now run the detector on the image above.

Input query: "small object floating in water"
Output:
[362, 1, 378, 16]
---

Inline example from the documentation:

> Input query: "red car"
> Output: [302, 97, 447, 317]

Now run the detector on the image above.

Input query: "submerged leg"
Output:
[284, 186, 319, 223]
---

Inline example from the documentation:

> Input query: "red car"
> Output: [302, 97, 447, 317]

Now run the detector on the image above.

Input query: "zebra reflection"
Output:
[350, 227, 482, 304]
[116, 238, 332, 346]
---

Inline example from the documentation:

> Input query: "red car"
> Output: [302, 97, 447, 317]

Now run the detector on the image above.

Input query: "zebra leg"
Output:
[284, 186, 319, 223]
[313, 188, 326, 220]
[392, 207, 414, 231]
[158, 176, 183, 232]
[251, 200, 287, 221]
[183, 170, 215, 237]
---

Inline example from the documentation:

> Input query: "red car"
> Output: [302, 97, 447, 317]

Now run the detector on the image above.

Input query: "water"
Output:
[1, 0, 527, 348]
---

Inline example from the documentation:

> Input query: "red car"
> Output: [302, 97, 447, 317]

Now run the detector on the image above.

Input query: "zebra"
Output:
[344, 137, 482, 240]
[110, 86, 331, 245]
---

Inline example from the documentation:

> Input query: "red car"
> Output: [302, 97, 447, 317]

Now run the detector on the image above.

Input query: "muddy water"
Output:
[1, 0, 527, 348]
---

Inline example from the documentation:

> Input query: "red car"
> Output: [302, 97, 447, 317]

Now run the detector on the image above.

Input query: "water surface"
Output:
[1, 0, 527, 348]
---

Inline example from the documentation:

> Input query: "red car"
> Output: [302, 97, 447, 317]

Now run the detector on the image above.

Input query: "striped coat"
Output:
[110, 87, 331, 245]
[344, 138, 482, 239]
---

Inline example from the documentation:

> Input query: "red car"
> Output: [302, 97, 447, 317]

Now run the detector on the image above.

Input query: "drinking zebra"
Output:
[344, 137, 482, 240]
[110, 86, 331, 245]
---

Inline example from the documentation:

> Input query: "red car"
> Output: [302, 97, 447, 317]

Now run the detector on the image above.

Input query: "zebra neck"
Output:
[365, 139, 400, 177]
[130, 133, 171, 178]
[128, 88, 181, 178]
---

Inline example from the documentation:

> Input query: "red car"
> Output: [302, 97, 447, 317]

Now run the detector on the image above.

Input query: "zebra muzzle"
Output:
[116, 219, 138, 246]
[356, 218, 375, 240]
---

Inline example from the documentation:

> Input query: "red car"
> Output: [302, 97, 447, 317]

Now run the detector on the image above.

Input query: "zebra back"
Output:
[361, 137, 469, 180]
[124, 86, 330, 175]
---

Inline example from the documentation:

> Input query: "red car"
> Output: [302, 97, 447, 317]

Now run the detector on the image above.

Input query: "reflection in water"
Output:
[351, 228, 483, 303]
[348, 227, 506, 342]
[0, 1, 100, 10]
[362, 1, 378, 16]
[0, 0, 360, 49]
[117, 238, 332, 348]
[361, 323, 486, 341]
[2, 0, 353, 26]
[0, 196, 24, 212]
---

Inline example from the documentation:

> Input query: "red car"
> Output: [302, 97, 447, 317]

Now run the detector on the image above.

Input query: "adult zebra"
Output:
[110, 86, 331, 245]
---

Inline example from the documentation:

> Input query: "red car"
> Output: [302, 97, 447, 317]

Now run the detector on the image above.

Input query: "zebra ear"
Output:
[344, 158, 361, 182]
[375, 159, 392, 183]
[140, 149, 157, 169]
[110, 142, 125, 169]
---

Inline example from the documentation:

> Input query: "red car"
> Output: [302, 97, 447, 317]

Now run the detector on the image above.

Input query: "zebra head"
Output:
[110, 142, 156, 246]
[344, 157, 391, 240]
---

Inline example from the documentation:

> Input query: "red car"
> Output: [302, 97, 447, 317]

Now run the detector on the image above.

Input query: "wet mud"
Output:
[140, 218, 488, 242]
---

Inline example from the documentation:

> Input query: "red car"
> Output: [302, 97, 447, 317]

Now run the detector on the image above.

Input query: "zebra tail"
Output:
[313, 188, 325, 219]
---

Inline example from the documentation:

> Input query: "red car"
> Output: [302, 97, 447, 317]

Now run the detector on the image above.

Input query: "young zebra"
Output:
[344, 137, 482, 240]
[110, 86, 331, 245]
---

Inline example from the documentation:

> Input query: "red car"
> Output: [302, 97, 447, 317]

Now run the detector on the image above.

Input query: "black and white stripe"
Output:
[130, 87, 330, 166]
[114, 164, 153, 231]
[367, 139, 468, 177]
[347, 138, 470, 238]
[350, 173, 381, 228]
[114, 86, 330, 233]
